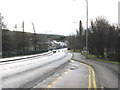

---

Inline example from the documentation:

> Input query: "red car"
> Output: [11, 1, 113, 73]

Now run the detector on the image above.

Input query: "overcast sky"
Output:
[0, 0, 119, 35]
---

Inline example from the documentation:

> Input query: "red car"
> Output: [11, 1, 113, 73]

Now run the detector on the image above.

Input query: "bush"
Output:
[107, 52, 118, 62]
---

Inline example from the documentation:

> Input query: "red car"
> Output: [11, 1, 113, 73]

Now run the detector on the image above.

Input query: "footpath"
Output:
[72, 52, 120, 89]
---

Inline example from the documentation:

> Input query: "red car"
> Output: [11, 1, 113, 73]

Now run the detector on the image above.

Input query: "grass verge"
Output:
[82, 53, 120, 64]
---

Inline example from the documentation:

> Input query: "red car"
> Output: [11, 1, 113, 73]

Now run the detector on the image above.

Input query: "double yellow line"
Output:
[81, 63, 97, 90]
[47, 70, 67, 88]
[47, 54, 97, 89]
[47, 62, 97, 89]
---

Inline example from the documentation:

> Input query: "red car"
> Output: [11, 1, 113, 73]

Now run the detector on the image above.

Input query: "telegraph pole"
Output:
[79, 20, 83, 52]
[0, 13, 2, 58]
[22, 21, 25, 50]
[32, 22, 37, 51]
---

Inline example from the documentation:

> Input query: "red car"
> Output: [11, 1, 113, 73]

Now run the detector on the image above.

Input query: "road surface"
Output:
[1, 49, 70, 88]
[0, 50, 119, 89]
[33, 53, 119, 89]
[33, 60, 99, 89]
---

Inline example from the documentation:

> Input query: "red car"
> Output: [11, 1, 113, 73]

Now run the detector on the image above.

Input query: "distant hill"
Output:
[45, 34, 66, 41]
[2, 29, 67, 42]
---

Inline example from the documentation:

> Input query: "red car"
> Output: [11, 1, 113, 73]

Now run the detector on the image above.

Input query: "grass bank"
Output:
[83, 53, 120, 64]
[69, 50, 120, 64]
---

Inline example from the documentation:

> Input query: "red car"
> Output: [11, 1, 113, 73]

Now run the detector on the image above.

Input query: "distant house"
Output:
[46, 40, 67, 50]
[59, 41, 67, 48]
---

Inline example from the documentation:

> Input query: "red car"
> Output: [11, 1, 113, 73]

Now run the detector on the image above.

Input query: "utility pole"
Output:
[22, 21, 25, 50]
[0, 13, 2, 58]
[14, 24, 17, 31]
[118, 1, 120, 29]
[73, 0, 88, 58]
[32, 22, 35, 34]
[32, 22, 37, 51]
[22, 21, 24, 32]
[86, 0, 88, 58]
[118, 1, 120, 61]
[79, 20, 83, 52]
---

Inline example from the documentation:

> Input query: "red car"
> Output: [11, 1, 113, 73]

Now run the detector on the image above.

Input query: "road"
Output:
[1, 48, 70, 88]
[0, 50, 119, 89]
[33, 60, 99, 89]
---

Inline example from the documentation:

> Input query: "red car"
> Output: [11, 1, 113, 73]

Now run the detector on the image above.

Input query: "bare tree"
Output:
[32, 22, 37, 50]
[0, 13, 8, 58]
[88, 17, 118, 60]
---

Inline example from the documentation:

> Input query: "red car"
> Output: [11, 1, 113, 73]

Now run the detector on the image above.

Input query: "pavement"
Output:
[72, 53, 120, 89]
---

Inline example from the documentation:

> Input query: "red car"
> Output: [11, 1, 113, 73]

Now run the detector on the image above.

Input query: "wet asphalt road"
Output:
[1, 51, 119, 89]
[1, 48, 71, 88]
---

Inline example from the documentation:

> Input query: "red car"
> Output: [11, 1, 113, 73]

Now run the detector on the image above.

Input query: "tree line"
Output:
[0, 13, 49, 58]
[67, 17, 120, 62]
[2, 29, 48, 58]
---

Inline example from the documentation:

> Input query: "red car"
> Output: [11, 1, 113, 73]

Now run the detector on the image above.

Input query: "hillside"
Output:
[45, 34, 66, 41]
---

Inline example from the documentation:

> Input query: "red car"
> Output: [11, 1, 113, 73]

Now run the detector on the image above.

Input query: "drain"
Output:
[70, 66, 78, 70]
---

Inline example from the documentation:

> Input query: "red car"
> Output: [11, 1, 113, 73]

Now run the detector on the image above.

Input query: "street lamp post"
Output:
[86, 0, 88, 58]
[0, 13, 2, 58]
[73, 0, 88, 58]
